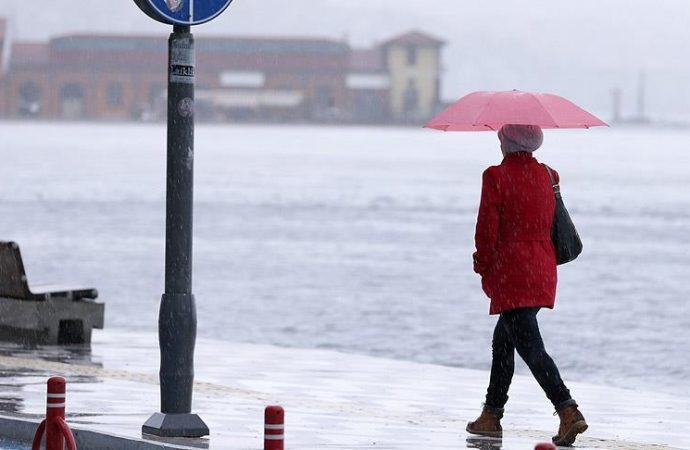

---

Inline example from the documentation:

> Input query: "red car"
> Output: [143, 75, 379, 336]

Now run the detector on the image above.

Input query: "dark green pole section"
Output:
[161, 24, 195, 414]
[143, 25, 208, 438]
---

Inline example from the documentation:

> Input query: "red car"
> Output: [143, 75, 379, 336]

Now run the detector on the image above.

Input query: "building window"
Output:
[142, 83, 166, 120]
[60, 83, 85, 119]
[149, 83, 165, 105]
[403, 79, 419, 118]
[107, 83, 123, 107]
[18, 81, 43, 116]
[316, 85, 335, 109]
[406, 46, 417, 65]
[355, 91, 386, 122]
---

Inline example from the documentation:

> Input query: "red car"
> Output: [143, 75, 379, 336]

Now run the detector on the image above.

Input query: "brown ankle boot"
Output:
[552, 405, 588, 446]
[466, 407, 503, 438]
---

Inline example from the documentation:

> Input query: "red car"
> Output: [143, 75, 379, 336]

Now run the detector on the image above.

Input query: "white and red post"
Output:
[264, 405, 284, 450]
[32, 376, 77, 450]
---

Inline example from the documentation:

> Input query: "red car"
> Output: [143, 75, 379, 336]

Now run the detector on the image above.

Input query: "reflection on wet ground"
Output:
[0, 341, 102, 416]
[466, 436, 503, 449]
[0, 340, 99, 366]
[0, 330, 687, 450]
[141, 434, 210, 449]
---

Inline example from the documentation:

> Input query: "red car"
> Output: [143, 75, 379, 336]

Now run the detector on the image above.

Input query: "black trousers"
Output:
[485, 307, 574, 411]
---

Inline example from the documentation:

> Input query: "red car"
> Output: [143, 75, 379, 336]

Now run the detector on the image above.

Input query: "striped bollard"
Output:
[32, 376, 77, 450]
[264, 405, 284, 450]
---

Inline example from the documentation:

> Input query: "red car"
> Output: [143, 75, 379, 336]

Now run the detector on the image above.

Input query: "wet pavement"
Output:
[0, 330, 688, 449]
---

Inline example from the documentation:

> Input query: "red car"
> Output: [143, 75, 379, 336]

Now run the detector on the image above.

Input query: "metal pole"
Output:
[143, 25, 209, 438]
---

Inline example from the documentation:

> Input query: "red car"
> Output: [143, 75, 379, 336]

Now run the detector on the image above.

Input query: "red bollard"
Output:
[32, 376, 77, 450]
[264, 405, 284, 450]
[535, 443, 556, 450]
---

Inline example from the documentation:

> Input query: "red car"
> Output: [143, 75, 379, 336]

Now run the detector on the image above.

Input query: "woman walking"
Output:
[466, 124, 587, 446]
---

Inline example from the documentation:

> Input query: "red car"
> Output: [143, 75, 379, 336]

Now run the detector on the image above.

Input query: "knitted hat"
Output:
[497, 124, 544, 153]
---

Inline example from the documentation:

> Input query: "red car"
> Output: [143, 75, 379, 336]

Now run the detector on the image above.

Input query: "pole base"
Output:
[142, 412, 209, 438]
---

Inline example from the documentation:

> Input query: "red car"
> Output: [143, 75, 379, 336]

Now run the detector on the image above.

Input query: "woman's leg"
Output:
[467, 317, 513, 436]
[484, 314, 515, 411]
[501, 307, 574, 409]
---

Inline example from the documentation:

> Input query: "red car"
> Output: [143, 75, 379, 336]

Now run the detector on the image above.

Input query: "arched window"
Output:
[60, 83, 85, 119]
[17, 81, 43, 116]
[107, 82, 124, 107]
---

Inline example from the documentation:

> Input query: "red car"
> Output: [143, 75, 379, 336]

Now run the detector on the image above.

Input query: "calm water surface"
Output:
[0, 122, 688, 396]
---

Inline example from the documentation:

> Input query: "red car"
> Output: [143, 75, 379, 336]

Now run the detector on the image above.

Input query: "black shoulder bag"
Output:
[543, 164, 583, 265]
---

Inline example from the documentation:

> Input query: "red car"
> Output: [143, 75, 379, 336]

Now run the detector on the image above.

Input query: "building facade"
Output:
[0, 19, 444, 124]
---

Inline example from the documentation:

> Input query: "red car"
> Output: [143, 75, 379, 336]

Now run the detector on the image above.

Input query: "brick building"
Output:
[0, 19, 444, 124]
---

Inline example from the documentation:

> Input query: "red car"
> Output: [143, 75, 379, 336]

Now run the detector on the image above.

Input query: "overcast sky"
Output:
[2, 0, 690, 119]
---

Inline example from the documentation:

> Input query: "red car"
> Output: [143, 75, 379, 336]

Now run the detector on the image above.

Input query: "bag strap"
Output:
[542, 164, 560, 195]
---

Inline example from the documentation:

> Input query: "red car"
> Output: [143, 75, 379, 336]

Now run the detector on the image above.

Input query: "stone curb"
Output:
[0, 415, 199, 450]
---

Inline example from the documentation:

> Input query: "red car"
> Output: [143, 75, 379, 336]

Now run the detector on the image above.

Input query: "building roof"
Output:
[9, 42, 50, 68]
[50, 35, 166, 52]
[349, 48, 385, 72]
[49, 34, 349, 56]
[6, 31, 445, 74]
[32, 34, 351, 72]
[201, 36, 350, 55]
[381, 30, 445, 47]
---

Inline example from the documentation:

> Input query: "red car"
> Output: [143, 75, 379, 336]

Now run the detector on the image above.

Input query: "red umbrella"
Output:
[425, 90, 608, 131]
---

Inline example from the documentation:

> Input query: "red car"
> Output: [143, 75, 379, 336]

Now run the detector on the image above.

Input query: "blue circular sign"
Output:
[134, 0, 233, 26]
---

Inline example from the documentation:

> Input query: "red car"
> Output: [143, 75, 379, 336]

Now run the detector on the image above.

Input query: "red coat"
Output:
[473, 152, 558, 315]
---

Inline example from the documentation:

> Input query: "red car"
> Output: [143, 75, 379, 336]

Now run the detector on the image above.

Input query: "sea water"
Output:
[0, 122, 688, 397]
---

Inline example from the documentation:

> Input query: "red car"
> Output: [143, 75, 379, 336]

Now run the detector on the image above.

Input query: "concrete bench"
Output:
[0, 241, 104, 345]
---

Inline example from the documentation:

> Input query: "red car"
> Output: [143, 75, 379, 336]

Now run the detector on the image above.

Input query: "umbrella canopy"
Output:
[425, 90, 608, 131]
